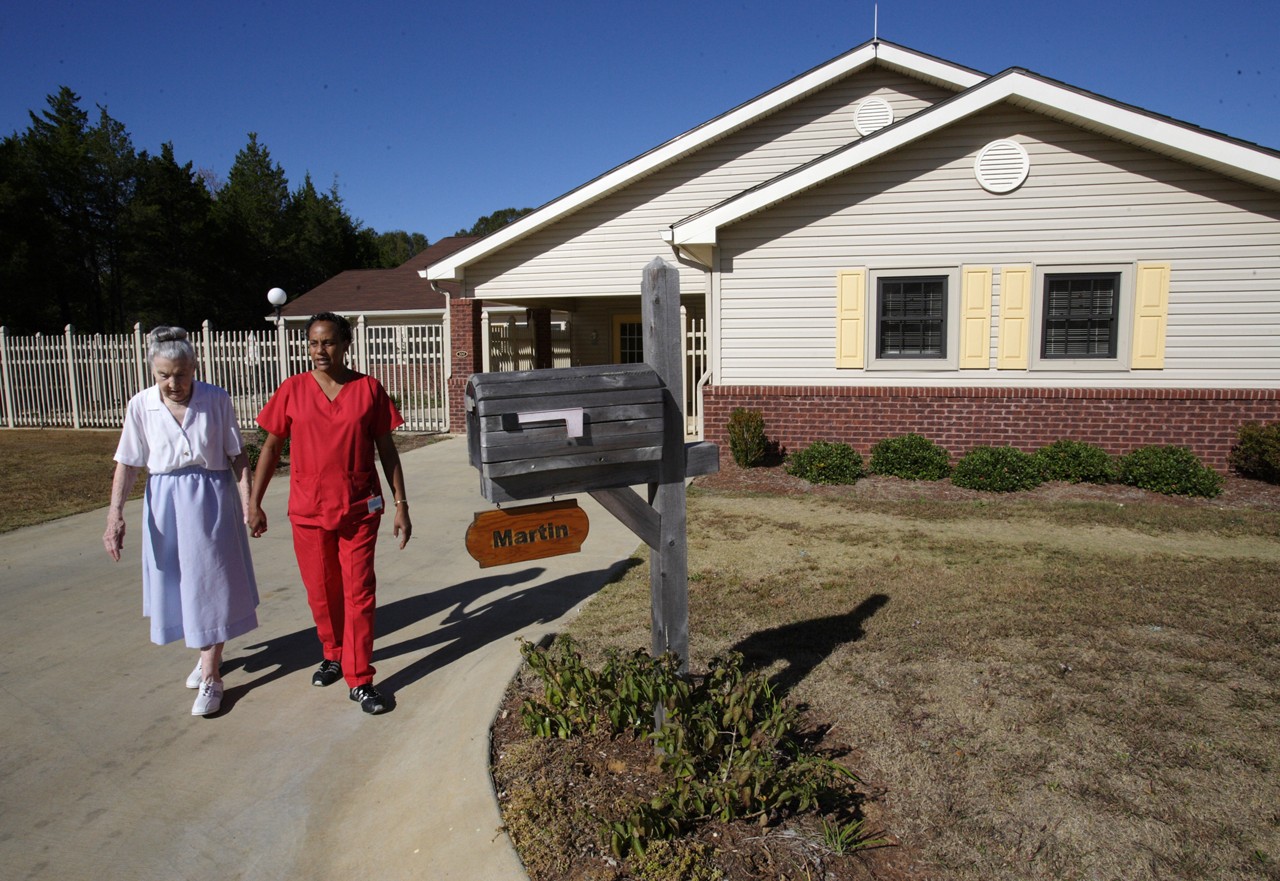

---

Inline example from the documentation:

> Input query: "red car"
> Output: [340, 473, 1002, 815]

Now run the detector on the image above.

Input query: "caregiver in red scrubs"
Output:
[247, 312, 411, 715]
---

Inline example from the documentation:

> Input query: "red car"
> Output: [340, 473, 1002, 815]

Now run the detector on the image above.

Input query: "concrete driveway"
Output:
[0, 436, 643, 881]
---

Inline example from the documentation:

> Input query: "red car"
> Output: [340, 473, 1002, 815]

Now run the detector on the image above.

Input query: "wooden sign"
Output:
[465, 499, 590, 568]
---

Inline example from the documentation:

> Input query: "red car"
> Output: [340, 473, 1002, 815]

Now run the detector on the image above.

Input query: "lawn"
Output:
[495, 475, 1280, 881]
[0, 428, 441, 533]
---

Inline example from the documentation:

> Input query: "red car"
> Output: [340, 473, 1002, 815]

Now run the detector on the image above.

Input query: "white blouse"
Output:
[114, 381, 245, 474]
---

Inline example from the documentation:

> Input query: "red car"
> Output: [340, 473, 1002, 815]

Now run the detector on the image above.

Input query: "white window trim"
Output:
[1028, 263, 1133, 371]
[866, 266, 961, 371]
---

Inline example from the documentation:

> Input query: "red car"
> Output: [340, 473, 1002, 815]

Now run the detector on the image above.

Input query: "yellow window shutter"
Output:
[1132, 262, 1170, 369]
[997, 265, 1033, 370]
[836, 269, 866, 369]
[959, 266, 992, 369]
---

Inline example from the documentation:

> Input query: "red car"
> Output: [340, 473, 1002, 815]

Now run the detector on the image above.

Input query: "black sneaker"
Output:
[349, 684, 391, 715]
[312, 660, 343, 687]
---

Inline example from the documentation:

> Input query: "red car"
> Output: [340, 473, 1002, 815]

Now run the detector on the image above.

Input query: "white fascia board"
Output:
[272, 309, 447, 322]
[673, 71, 1280, 246]
[427, 41, 985, 282]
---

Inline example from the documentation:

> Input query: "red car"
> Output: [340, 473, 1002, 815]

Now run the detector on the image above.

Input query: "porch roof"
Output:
[277, 236, 479, 320]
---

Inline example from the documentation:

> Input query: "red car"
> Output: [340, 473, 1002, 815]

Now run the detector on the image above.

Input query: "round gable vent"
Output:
[975, 139, 1030, 193]
[854, 97, 894, 136]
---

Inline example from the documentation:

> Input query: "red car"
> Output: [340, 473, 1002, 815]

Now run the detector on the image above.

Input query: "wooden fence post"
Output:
[355, 314, 369, 374]
[133, 323, 146, 391]
[0, 326, 14, 429]
[64, 325, 81, 429]
[199, 320, 214, 381]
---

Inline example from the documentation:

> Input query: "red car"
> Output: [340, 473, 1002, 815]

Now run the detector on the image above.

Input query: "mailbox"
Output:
[465, 363, 667, 502]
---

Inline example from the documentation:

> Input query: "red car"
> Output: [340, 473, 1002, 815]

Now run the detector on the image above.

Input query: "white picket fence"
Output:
[0, 319, 449, 432]
[1, 311, 709, 438]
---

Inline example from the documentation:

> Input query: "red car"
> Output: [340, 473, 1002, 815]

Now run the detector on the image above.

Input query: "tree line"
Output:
[0, 87, 432, 334]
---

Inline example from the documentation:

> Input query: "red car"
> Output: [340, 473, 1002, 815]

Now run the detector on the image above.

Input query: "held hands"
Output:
[247, 505, 268, 538]
[103, 514, 125, 561]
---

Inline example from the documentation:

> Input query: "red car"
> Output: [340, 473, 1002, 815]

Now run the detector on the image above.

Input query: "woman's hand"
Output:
[247, 504, 268, 538]
[393, 504, 412, 550]
[104, 514, 125, 561]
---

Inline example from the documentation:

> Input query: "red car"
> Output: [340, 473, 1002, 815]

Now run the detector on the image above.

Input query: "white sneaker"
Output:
[192, 680, 223, 716]
[185, 661, 204, 689]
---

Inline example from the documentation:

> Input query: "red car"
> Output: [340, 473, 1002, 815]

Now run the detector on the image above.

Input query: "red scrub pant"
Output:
[291, 516, 380, 688]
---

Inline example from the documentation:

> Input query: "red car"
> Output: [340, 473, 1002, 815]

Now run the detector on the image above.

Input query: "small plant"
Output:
[727, 408, 768, 468]
[818, 816, 890, 855]
[1117, 445, 1223, 497]
[951, 446, 1043, 492]
[785, 441, 864, 484]
[1229, 421, 1280, 484]
[1034, 439, 1116, 484]
[518, 638, 860, 860]
[869, 433, 951, 480]
[244, 427, 289, 472]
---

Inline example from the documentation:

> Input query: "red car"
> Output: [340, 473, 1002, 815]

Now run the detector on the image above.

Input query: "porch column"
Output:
[448, 297, 483, 432]
[528, 307, 553, 369]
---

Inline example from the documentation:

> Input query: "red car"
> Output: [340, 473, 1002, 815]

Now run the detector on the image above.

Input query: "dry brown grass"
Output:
[553, 485, 1280, 880]
[0, 429, 125, 532]
[0, 428, 442, 534]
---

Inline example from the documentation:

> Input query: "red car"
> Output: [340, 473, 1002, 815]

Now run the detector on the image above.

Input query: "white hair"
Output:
[147, 326, 196, 366]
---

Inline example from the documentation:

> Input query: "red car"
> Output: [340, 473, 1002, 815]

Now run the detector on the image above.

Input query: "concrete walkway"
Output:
[0, 436, 643, 881]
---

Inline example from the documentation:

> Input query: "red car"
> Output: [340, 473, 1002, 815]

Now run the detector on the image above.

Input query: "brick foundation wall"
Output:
[703, 386, 1280, 473]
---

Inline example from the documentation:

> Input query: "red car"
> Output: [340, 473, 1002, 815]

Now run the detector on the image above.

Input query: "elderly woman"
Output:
[104, 326, 259, 717]
[247, 312, 410, 716]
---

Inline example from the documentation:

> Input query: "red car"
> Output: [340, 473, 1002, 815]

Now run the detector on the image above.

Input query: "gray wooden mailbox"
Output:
[465, 257, 718, 683]
[466, 363, 666, 503]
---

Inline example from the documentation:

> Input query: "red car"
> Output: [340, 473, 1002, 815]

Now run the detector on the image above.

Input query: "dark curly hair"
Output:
[306, 312, 353, 342]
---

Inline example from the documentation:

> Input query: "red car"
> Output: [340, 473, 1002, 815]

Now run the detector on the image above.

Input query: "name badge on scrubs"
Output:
[367, 495, 384, 514]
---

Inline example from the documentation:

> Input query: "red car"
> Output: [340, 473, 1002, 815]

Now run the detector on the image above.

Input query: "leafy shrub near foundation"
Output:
[727, 408, 768, 468]
[518, 637, 861, 860]
[869, 433, 951, 480]
[1033, 439, 1117, 484]
[1117, 445, 1223, 497]
[785, 441, 864, 484]
[1229, 422, 1280, 484]
[951, 446, 1043, 493]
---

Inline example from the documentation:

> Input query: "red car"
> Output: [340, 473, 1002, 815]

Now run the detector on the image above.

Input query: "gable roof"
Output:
[280, 235, 479, 318]
[666, 67, 1280, 251]
[426, 40, 985, 282]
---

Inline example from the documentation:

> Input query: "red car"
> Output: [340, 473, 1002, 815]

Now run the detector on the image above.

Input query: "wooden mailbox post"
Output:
[465, 257, 718, 672]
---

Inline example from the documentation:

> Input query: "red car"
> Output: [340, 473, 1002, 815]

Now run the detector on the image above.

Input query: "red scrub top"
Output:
[257, 372, 404, 530]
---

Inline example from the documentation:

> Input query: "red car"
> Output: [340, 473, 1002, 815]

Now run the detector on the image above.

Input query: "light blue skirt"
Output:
[142, 467, 260, 647]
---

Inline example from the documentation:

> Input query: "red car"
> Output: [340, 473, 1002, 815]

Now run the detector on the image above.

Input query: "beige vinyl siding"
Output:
[464, 67, 958, 300]
[716, 105, 1280, 388]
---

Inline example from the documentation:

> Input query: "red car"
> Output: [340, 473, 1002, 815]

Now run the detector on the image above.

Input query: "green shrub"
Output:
[726, 408, 767, 468]
[1117, 445, 1223, 497]
[244, 427, 288, 472]
[951, 446, 1043, 492]
[1229, 422, 1280, 484]
[1034, 439, 1116, 484]
[785, 440, 864, 484]
[869, 433, 951, 480]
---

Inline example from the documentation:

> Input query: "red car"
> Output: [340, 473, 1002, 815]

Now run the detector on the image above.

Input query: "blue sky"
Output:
[3, 0, 1277, 242]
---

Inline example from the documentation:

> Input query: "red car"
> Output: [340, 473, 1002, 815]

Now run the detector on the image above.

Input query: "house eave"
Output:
[427, 40, 985, 282]
[671, 69, 1280, 248]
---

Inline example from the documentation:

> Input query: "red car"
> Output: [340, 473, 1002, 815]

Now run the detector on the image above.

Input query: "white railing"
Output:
[683, 308, 707, 438]
[482, 313, 572, 372]
[0, 320, 449, 433]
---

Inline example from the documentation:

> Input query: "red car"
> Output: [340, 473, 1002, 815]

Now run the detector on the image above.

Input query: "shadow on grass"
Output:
[731, 593, 889, 696]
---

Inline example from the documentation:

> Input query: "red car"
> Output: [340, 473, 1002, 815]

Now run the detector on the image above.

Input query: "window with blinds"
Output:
[1041, 273, 1119, 358]
[877, 276, 947, 358]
